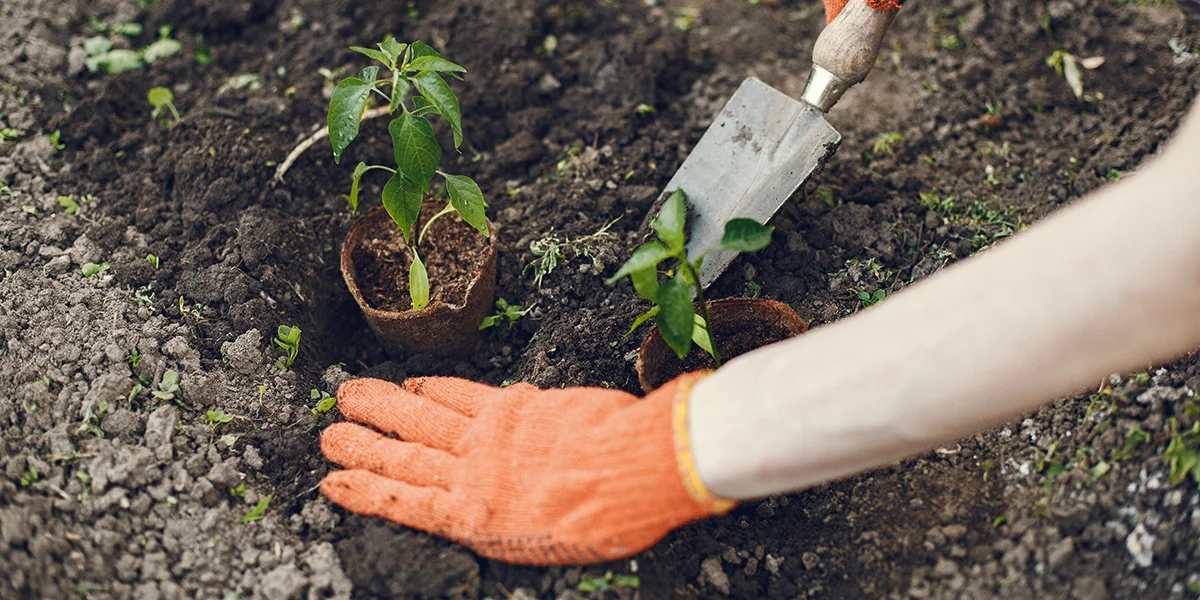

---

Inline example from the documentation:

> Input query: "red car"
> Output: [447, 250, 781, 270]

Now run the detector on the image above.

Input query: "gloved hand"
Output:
[318, 372, 735, 566]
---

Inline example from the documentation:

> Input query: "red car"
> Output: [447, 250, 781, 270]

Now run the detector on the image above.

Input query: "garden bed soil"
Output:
[2, 0, 1200, 598]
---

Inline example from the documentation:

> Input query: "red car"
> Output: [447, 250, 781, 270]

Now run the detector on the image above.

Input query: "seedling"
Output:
[48, 130, 65, 151]
[19, 466, 38, 487]
[230, 483, 247, 498]
[857, 289, 885, 308]
[577, 571, 640, 594]
[607, 189, 773, 366]
[147, 87, 180, 123]
[478, 298, 532, 330]
[146, 254, 160, 268]
[152, 370, 181, 402]
[310, 389, 337, 417]
[57, 195, 80, 214]
[81, 262, 110, 277]
[239, 494, 272, 523]
[84, 26, 181, 75]
[273, 325, 301, 370]
[327, 38, 488, 310]
[1164, 418, 1200, 486]
[205, 409, 235, 431]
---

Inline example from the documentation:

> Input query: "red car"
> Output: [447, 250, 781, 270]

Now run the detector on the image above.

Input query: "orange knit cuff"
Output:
[671, 371, 737, 515]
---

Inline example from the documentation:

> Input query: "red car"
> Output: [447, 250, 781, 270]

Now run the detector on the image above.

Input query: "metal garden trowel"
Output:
[658, 0, 904, 289]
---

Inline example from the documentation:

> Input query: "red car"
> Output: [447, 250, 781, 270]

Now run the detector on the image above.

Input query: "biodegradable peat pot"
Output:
[636, 298, 808, 393]
[340, 202, 498, 359]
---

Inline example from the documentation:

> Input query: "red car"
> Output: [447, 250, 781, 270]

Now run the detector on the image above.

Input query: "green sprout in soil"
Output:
[310, 389, 337, 417]
[273, 325, 301, 371]
[865, 132, 904, 162]
[146, 254, 160, 268]
[148, 87, 180, 124]
[57, 195, 80, 214]
[152, 370, 181, 402]
[84, 25, 181, 75]
[478, 298, 532, 330]
[240, 494, 272, 523]
[206, 409, 235, 431]
[48, 129, 65, 151]
[607, 189, 773, 366]
[1112, 428, 1151, 461]
[19, 466, 38, 487]
[578, 571, 639, 594]
[1164, 418, 1200, 486]
[327, 37, 487, 311]
[857, 289, 885, 308]
[0, 127, 23, 142]
[81, 262, 110, 277]
[523, 218, 619, 288]
[230, 483, 247, 498]
[128, 347, 142, 368]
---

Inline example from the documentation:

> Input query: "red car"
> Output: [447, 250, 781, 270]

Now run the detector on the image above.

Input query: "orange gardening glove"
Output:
[824, 0, 904, 23]
[318, 372, 736, 566]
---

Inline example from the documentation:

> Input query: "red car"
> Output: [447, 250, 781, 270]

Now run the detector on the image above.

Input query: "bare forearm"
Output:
[690, 102, 1200, 500]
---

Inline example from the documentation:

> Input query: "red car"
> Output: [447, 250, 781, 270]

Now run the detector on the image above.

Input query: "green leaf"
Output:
[652, 189, 687, 252]
[350, 46, 391, 66]
[391, 76, 410, 113]
[442, 173, 489, 237]
[84, 37, 113, 57]
[389, 111, 441, 192]
[142, 38, 181, 63]
[328, 76, 375, 164]
[607, 242, 672, 285]
[630, 267, 659, 302]
[81, 262, 110, 277]
[357, 66, 380, 84]
[89, 49, 142, 74]
[691, 314, 714, 356]
[719, 218, 774, 252]
[379, 39, 407, 65]
[657, 274, 695, 360]
[348, 162, 368, 211]
[478, 315, 500, 330]
[382, 172, 423, 242]
[410, 250, 430, 310]
[625, 306, 660, 338]
[410, 41, 443, 60]
[147, 87, 173, 109]
[411, 70, 463, 149]
[409, 55, 466, 73]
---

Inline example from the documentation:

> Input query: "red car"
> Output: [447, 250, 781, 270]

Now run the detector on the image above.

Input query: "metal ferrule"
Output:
[800, 65, 850, 113]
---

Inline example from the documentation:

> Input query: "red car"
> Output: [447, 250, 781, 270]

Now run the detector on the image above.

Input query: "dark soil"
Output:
[350, 202, 491, 312]
[2, 0, 1200, 598]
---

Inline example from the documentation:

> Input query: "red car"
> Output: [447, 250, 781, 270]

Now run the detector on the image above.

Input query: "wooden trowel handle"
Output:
[803, 0, 903, 112]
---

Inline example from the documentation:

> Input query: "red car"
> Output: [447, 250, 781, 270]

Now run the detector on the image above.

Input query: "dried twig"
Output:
[274, 106, 390, 183]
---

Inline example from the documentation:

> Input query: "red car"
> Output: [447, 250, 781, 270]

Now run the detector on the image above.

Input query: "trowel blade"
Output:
[658, 77, 841, 290]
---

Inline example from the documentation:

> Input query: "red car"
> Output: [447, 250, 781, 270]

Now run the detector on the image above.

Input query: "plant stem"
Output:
[681, 259, 721, 368]
[418, 203, 456, 246]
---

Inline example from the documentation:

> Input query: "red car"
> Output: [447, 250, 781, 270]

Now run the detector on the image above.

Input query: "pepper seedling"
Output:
[327, 37, 487, 311]
[607, 189, 773, 367]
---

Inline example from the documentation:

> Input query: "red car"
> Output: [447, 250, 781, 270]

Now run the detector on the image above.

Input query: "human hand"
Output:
[318, 372, 735, 565]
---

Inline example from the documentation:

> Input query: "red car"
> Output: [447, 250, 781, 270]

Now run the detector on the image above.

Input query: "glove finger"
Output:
[337, 378, 470, 452]
[321, 422, 456, 490]
[402, 377, 499, 415]
[320, 469, 467, 536]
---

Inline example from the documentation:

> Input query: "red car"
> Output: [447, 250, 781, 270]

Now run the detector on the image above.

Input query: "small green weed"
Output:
[206, 409, 235, 431]
[240, 494, 272, 523]
[310, 389, 337, 417]
[148, 87, 180, 123]
[19, 466, 39, 487]
[81, 262, 110, 277]
[523, 218, 619, 288]
[478, 298, 532, 330]
[577, 571, 639, 594]
[273, 325, 301, 370]
[152, 370, 181, 402]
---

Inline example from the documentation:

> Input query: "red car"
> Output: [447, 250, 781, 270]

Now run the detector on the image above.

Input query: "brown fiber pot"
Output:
[636, 298, 808, 393]
[340, 205, 498, 359]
